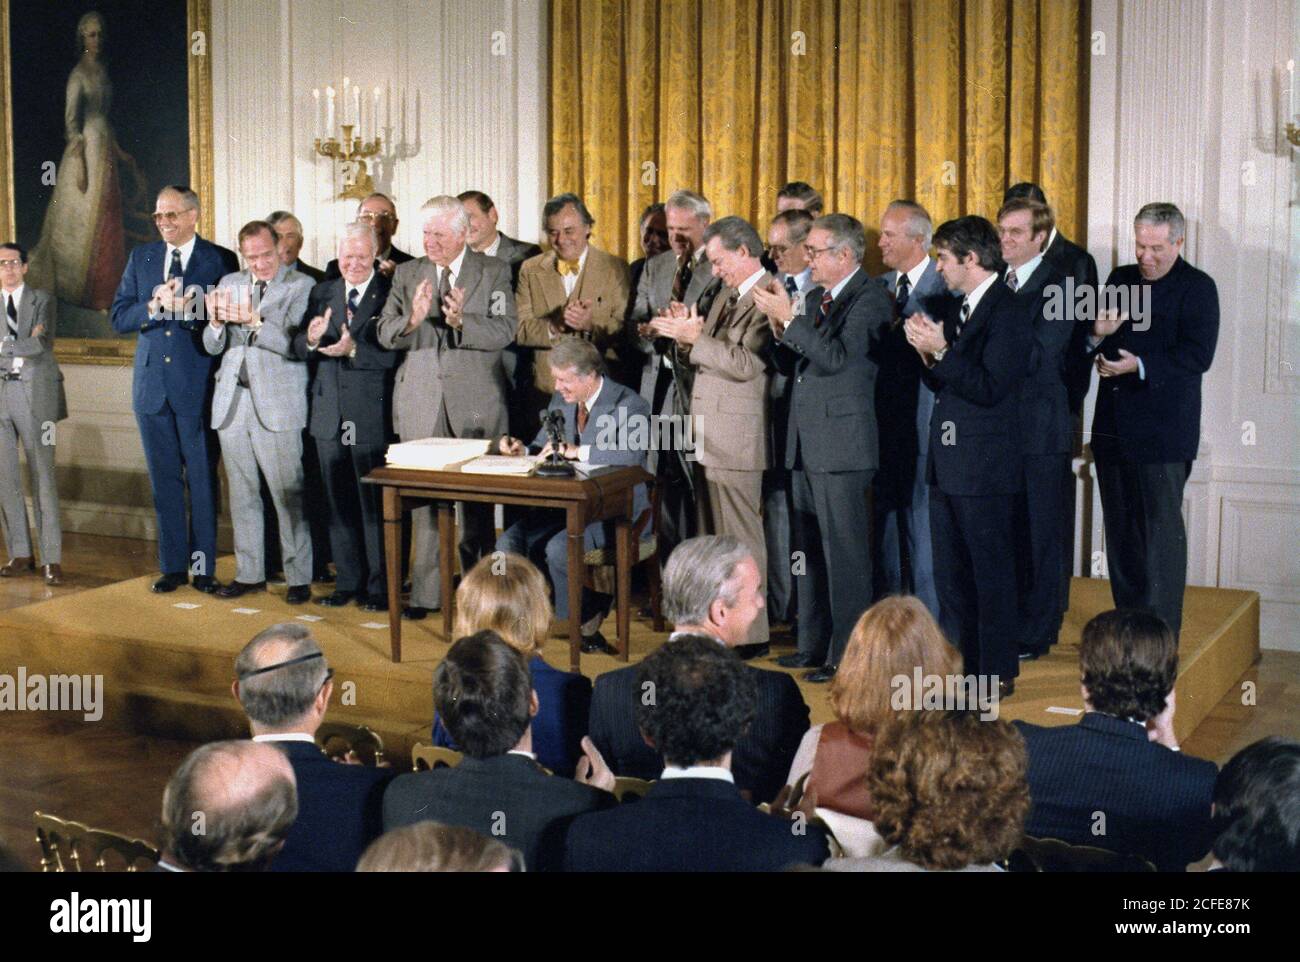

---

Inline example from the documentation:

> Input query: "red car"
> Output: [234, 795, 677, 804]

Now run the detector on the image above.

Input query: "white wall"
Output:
[1084, 0, 1300, 649]
[54, 0, 549, 549]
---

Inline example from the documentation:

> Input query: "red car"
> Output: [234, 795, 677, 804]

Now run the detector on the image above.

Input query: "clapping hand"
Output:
[153, 276, 184, 314]
[904, 311, 946, 358]
[574, 736, 616, 792]
[305, 307, 332, 348]
[407, 279, 435, 333]
[648, 302, 704, 345]
[317, 325, 354, 358]
[442, 285, 466, 329]
[563, 298, 594, 332]
[751, 278, 793, 336]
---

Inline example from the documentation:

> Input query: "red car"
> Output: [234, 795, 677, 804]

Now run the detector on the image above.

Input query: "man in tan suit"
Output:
[376, 196, 516, 619]
[516, 193, 630, 432]
[648, 216, 773, 649]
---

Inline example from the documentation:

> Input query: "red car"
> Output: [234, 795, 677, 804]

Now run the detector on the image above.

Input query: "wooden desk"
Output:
[362, 465, 650, 671]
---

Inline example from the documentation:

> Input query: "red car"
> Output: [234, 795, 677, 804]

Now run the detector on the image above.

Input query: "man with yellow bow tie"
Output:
[514, 193, 630, 438]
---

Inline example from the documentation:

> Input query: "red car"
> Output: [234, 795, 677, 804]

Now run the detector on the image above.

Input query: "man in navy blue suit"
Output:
[232, 622, 394, 872]
[566, 634, 828, 871]
[496, 337, 650, 654]
[111, 186, 238, 593]
[1015, 609, 1217, 872]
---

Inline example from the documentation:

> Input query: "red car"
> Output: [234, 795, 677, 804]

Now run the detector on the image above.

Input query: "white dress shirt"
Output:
[437, 247, 467, 291]
[163, 236, 197, 282]
[1006, 253, 1044, 291]
[735, 267, 766, 301]
[251, 732, 316, 745]
[961, 271, 1000, 319]
[898, 257, 930, 297]
[3, 284, 24, 372]
[574, 375, 604, 462]
[482, 234, 503, 259]
[660, 764, 735, 783]
[828, 265, 861, 301]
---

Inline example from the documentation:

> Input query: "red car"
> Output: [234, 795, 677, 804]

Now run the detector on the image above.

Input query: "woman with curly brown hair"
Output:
[783, 595, 962, 855]
[826, 709, 1030, 871]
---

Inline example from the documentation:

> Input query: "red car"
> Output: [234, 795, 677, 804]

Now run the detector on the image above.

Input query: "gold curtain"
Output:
[549, 0, 1087, 268]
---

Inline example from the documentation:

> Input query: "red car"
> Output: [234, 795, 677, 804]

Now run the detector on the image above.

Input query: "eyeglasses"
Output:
[803, 244, 839, 260]
[358, 210, 396, 223]
[0, 259, 22, 268]
[152, 209, 196, 223]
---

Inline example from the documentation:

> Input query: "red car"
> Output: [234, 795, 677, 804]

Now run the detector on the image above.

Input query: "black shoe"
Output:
[286, 585, 312, 605]
[192, 575, 220, 594]
[999, 679, 1016, 699]
[776, 653, 814, 669]
[735, 643, 770, 661]
[316, 590, 356, 607]
[402, 606, 430, 621]
[361, 596, 388, 612]
[313, 570, 336, 584]
[151, 572, 187, 593]
[580, 631, 617, 655]
[217, 580, 265, 599]
[804, 666, 837, 684]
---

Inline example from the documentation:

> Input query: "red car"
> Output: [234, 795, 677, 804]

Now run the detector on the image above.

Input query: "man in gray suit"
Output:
[874, 200, 948, 622]
[753, 214, 893, 683]
[377, 196, 515, 618]
[0, 242, 66, 585]
[626, 189, 721, 556]
[203, 221, 314, 603]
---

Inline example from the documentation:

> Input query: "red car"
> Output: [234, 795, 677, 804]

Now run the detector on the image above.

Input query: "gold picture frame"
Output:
[0, 0, 213, 366]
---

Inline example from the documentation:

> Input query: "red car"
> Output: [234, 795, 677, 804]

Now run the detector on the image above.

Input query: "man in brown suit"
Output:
[376, 196, 516, 619]
[649, 216, 773, 648]
[515, 193, 630, 433]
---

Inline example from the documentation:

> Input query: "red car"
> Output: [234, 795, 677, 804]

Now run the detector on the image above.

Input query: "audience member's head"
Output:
[1078, 609, 1177, 723]
[336, 221, 380, 285]
[831, 596, 963, 736]
[357, 192, 399, 253]
[357, 822, 524, 872]
[453, 552, 552, 657]
[419, 194, 469, 266]
[776, 180, 824, 214]
[703, 216, 765, 289]
[878, 199, 933, 274]
[457, 189, 500, 252]
[868, 711, 1029, 870]
[932, 215, 1003, 294]
[1210, 737, 1300, 872]
[233, 623, 333, 736]
[768, 208, 814, 278]
[807, 213, 866, 289]
[0, 242, 28, 292]
[662, 535, 764, 647]
[664, 189, 711, 257]
[1004, 181, 1048, 205]
[266, 210, 306, 267]
[1133, 201, 1186, 281]
[638, 202, 669, 259]
[997, 197, 1054, 267]
[636, 634, 757, 769]
[542, 192, 595, 263]
[160, 741, 297, 872]
[433, 630, 536, 759]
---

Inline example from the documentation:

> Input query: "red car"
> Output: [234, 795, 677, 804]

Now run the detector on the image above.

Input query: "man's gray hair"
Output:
[665, 189, 712, 223]
[420, 195, 470, 234]
[339, 220, 379, 257]
[1134, 202, 1185, 244]
[543, 192, 595, 227]
[813, 213, 866, 262]
[703, 216, 764, 260]
[266, 210, 304, 235]
[234, 623, 330, 727]
[548, 337, 604, 377]
[772, 208, 814, 245]
[885, 199, 933, 248]
[662, 535, 753, 626]
[158, 185, 200, 216]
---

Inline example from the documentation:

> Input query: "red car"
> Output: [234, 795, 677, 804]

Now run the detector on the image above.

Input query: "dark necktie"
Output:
[238, 281, 267, 388]
[168, 248, 183, 280]
[437, 267, 452, 320]
[814, 290, 833, 329]
[955, 300, 971, 341]
[1005, 269, 1019, 292]
[784, 275, 798, 297]
[575, 402, 589, 443]
[347, 287, 360, 326]
[5, 294, 16, 335]
[895, 274, 911, 316]
[671, 252, 693, 303]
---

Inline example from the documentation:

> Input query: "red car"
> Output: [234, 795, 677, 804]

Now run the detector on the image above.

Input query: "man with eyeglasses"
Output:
[203, 221, 315, 604]
[752, 214, 892, 684]
[0, 242, 67, 585]
[232, 623, 395, 872]
[324, 193, 412, 281]
[110, 185, 238, 594]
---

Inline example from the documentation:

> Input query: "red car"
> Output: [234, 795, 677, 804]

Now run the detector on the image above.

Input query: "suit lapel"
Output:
[15, 289, 33, 337]
[539, 251, 569, 311]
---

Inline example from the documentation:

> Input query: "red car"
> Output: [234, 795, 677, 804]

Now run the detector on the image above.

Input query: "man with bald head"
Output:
[156, 740, 297, 872]
[324, 193, 413, 281]
[111, 185, 238, 595]
[231, 623, 394, 871]
[377, 195, 516, 619]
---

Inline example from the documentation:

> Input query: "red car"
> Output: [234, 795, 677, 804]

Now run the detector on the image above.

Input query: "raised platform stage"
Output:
[0, 559, 1260, 765]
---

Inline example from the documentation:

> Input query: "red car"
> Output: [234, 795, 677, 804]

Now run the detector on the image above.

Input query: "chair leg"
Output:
[646, 556, 665, 632]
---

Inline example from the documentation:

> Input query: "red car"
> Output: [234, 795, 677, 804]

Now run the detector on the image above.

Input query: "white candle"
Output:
[312, 88, 320, 139]
[385, 81, 391, 132]
[326, 86, 335, 135]
[372, 87, 381, 141]
[1289, 59, 1295, 121]
[353, 87, 360, 133]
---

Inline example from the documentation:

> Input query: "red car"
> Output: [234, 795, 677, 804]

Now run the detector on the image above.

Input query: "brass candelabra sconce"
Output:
[1286, 123, 1300, 147]
[315, 124, 383, 201]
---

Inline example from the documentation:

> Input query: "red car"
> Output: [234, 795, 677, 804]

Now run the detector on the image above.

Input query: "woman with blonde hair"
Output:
[431, 552, 591, 775]
[783, 595, 962, 855]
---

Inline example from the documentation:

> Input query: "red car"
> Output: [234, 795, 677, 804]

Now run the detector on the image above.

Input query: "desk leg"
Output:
[615, 518, 632, 662]
[439, 503, 456, 644]
[382, 486, 402, 663]
[567, 504, 584, 674]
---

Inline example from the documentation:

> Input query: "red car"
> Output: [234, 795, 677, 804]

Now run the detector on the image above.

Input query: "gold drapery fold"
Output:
[549, 0, 1087, 267]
